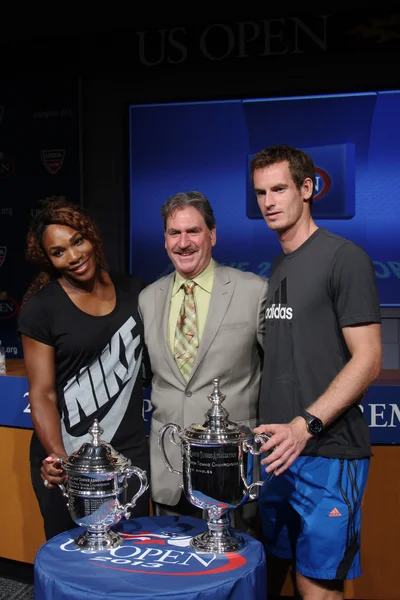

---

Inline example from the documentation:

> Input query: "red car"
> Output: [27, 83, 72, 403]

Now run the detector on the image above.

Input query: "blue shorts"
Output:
[258, 455, 370, 581]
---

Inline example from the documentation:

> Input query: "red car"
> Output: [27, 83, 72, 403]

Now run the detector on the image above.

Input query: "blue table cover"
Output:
[34, 516, 266, 600]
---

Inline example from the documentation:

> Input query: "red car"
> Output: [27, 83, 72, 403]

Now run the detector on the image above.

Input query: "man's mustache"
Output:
[173, 246, 199, 255]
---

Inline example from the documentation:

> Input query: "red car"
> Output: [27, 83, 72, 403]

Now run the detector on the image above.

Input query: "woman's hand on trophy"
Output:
[254, 419, 311, 476]
[41, 454, 67, 489]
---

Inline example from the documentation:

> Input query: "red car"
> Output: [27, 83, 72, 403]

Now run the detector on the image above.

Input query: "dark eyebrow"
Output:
[48, 232, 82, 251]
[167, 227, 201, 234]
[255, 183, 288, 194]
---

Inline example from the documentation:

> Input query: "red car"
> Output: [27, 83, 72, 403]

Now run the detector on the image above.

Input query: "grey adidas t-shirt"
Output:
[260, 228, 381, 459]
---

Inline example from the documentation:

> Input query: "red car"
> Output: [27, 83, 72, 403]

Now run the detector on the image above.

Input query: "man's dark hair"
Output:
[161, 191, 216, 231]
[250, 144, 316, 205]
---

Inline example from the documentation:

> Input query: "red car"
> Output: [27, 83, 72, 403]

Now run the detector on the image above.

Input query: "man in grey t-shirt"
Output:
[250, 145, 382, 600]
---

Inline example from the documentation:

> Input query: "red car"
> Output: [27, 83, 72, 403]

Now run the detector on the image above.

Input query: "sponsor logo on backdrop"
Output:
[34, 109, 73, 119]
[0, 208, 12, 216]
[313, 167, 332, 201]
[0, 290, 20, 319]
[30, 208, 43, 218]
[0, 152, 16, 179]
[60, 530, 247, 574]
[0, 107, 3, 124]
[0, 247, 6, 267]
[40, 149, 65, 174]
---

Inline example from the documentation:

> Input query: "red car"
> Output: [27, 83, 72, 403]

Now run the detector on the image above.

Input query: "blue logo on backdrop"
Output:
[246, 143, 356, 220]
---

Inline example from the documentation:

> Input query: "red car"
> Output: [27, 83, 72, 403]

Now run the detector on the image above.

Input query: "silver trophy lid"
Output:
[181, 378, 253, 444]
[61, 419, 131, 473]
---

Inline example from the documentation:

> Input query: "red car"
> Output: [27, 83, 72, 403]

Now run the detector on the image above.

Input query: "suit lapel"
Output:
[156, 274, 186, 382]
[188, 264, 234, 382]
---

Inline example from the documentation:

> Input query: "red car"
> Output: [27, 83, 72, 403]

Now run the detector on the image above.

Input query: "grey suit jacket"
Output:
[138, 262, 268, 505]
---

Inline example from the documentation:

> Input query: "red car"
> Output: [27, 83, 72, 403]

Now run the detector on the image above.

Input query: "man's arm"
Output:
[255, 322, 382, 475]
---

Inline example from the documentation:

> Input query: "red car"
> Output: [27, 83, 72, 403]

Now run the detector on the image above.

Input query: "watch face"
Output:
[309, 418, 323, 435]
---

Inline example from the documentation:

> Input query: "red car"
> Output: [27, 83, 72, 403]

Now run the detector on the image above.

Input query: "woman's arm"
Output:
[21, 334, 67, 486]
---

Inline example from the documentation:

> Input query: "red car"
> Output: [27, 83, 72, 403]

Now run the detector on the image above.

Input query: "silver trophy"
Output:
[158, 377, 272, 554]
[57, 419, 148, 551]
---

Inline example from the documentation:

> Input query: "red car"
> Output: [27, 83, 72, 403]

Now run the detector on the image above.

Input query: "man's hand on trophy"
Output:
[254, 418, 311, 476]
[41, 454, 67, 489]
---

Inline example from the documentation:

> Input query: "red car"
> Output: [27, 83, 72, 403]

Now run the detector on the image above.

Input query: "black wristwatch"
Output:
[301, 411, 323, 435]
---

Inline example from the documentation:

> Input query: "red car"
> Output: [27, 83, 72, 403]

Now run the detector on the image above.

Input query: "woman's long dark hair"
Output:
[22, 196, 108, 306]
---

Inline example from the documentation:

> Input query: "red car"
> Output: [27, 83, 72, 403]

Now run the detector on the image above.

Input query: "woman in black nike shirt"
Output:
[18, 196, 150, 540]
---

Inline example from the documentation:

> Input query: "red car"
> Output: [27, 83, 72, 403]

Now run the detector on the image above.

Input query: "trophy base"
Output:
[190, 520, 247, 554]
[73, 528, 123, 551]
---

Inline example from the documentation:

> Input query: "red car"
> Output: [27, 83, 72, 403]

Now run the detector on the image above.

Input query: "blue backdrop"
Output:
[1, 375, 398, 444]
[129, 90, 400, 306]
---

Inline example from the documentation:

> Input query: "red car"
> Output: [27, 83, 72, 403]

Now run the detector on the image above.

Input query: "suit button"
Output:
[185, 391, 192, 398]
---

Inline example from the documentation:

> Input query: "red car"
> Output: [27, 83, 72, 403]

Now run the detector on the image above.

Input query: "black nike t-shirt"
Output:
[18, 272, 147, 460]
[259, 228, 381, 459]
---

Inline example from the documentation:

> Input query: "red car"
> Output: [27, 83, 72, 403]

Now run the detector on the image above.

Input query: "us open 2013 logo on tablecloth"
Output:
[59, 531, 247, 575]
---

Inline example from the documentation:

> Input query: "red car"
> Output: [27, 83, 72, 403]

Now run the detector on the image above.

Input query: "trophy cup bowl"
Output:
[57, 419, 148, 551]
[158, 377, 273, 554]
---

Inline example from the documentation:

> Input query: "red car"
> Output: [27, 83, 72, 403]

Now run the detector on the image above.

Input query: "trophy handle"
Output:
[120, 466, 149, 519]
[58, 483, 68, 498]
[245, 433, 271, 455]
[157, 423, 183, 476]
[244, 433, 275, 500]
[49, 457, 68, 498]
[246, 476, 273, 500]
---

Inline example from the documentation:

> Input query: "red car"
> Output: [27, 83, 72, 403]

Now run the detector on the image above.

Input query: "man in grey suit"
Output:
[138, 191, 267, 529]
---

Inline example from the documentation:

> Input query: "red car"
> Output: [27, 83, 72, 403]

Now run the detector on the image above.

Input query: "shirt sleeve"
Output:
[257, 277, 268, 347]
[17, 294, 55, 347]
[330, 241, 381, 328]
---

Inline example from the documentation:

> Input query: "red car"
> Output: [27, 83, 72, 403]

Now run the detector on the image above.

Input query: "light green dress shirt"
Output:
[168, 258, 216, 354]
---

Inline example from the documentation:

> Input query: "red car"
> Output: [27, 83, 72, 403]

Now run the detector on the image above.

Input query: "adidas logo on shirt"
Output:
[265, 303, 293, 320]
[265, 277, 293, 321]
